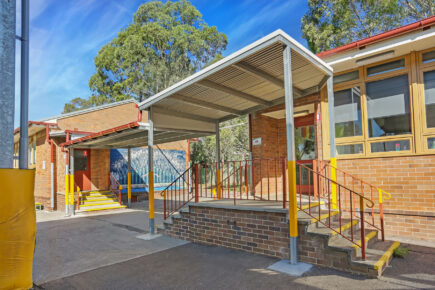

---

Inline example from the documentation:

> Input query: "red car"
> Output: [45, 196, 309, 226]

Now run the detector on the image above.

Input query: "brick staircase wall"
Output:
[163, 204, 378, 276]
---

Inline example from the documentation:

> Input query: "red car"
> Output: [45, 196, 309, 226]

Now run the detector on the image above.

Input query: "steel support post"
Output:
[148, 108, 155, 234]
[128, 147, 132, 208]
[0, 0, 16, 169]
[283, 45, 298, 264]
[216, 122, 222, 199]
[327, 76, 337, 209]
[19, 0, 30, 169]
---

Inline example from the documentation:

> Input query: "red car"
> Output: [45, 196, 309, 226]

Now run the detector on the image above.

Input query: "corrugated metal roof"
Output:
[63, 29, 332, 149]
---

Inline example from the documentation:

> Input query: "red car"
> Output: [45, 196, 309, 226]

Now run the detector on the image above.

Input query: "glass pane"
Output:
[366, 74, 411, 137]
[337, 144, 363, 155]
[423, 70, 435, 128]
[334, 70, 359, 85]
[294, 126, 316, 160]
[367, 59, 405, 76]
[428, 137, 435, 150]
[370, 140, 410, 153]
[423, 51, 435, 64]
[334, 87, 362, 138]
[74, 150, 88, 171]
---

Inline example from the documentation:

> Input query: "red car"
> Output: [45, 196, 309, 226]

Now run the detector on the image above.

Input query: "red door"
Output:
[74, 149, 91, 191]
[294, 114, 316, 195]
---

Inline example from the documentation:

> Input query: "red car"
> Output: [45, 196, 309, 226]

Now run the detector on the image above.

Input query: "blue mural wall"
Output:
[110, 148, 186, 187]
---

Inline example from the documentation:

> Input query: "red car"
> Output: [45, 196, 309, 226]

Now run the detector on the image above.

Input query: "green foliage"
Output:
[302, 0, 435, 53]
[393, 246, 410, 258]
[190, 116, 249, 164]
[63, 0, 227, 112]
[62, 97, 93, 113]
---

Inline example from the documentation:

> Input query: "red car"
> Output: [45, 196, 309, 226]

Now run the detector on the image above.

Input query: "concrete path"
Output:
[34, 200, 183, 285]
[40, 242, 435, 289]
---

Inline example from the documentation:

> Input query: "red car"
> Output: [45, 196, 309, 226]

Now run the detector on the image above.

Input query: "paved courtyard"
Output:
[34, 201, 435, 289]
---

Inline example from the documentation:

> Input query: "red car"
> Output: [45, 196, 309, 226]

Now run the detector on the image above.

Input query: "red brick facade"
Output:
[18, 101, 187, 211]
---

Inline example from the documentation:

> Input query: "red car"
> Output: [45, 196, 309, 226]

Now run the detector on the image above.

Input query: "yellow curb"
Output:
[374, 241, 401, 270]
[352, 230, 378, 249]
[312, 210, 339, 223]
[331, 219, 358, 236]
[83, 205, 127, 212]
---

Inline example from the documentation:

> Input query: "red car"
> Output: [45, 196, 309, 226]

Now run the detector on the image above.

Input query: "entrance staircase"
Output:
[76, 190, 126, 213]
[159, 158, 400, 276]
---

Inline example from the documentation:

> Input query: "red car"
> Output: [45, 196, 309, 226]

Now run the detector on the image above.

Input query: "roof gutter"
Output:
[317, 16, 435, 58]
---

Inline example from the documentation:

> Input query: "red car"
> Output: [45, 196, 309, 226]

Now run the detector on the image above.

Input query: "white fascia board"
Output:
[324, 28, 435, 70]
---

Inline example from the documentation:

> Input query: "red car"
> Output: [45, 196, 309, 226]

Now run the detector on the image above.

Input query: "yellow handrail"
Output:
[378, 188, 391, 204]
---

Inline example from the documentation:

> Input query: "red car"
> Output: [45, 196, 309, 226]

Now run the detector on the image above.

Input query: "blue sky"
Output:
[15, 0, 308, 126]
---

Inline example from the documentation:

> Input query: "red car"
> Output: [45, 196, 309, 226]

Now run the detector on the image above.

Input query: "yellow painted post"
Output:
[148, 108, 155, 235]
[288, 160, 298, 237]
[326, 76, 337, 210]
[149, 171, 154, 221]
[70, 174, 74, 212]
[65, 165, 69, 216]
[128, 172, 132, 206]
[127, 147, 132, 208]
[331, 157, 337, 209]
[283, 45, 298, 264]
[216, 168, 221, 199]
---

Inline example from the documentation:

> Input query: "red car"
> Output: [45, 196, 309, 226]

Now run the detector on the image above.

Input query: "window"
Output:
[74, 150, 88, 171]
[367, 59, 405, 77]
[334, 87, 362, 138]
[423, 70, 435, 128]
[337, 144, 363, 155]
[334, 70, 359, 85]
[428, 137, 435, 150]
[371, 140, 410, 153]
[366, 74, 411, 138]
[423, 50, 435, 64]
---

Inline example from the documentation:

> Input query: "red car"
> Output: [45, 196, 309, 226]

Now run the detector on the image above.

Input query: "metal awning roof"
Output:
[63, 29, 333, 149]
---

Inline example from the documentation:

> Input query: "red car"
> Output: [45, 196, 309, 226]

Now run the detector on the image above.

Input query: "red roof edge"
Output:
[317, 16, 435, 58]
[60, 121, 140, 148]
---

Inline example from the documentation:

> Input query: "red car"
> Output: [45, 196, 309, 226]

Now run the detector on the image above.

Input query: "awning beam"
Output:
[197, 79, 271, 107]
[171, 94, 243, 116]
[153, 106, 217, 124]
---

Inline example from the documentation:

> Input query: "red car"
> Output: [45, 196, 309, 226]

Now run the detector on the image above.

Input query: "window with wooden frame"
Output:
[418, 48, 435, 152]
[332, 55, 416, 158]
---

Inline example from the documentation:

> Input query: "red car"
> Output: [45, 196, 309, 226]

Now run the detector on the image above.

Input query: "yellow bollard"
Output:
[216, 169, 221, 199]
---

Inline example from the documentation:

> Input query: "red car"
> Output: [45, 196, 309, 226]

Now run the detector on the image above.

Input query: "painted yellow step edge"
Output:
[374, 241, 400, 270]
[299, 201, 325, 211]
[311, 210, 340, 223]
[352, 230, 378, 249]
[82, 197, 115, 201]
[81, 194, 115, 199]
[83, 205, 127, 212]
[331, 219, 359, 236]
[80, 202, 119, 207]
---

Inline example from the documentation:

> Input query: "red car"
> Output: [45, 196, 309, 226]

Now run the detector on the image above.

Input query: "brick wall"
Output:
[164, 205, 377, 276]
[57, 102, 143, 133]
[337, 155, 435, 242]
[33, 131, 53, 210]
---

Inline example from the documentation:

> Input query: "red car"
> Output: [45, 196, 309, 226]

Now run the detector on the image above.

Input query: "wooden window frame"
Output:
[417, 48, 435, 154]
[332, 54, 420, 159]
